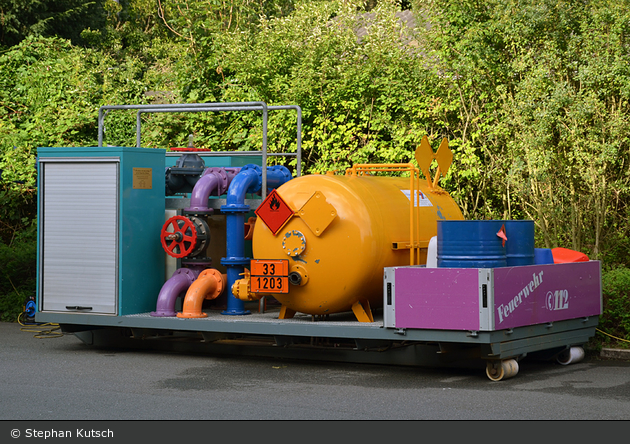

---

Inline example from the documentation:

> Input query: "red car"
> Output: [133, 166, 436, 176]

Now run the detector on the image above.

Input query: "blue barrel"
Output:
[534, 248, 554, 264]
[504, 220, 535, 266]
[437, 220, 507, 268]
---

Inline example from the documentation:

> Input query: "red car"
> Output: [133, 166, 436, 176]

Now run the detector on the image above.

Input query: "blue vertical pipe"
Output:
[221, 164, 292, 315]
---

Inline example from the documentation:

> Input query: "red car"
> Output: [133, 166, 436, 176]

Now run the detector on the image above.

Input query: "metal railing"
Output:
[97, 102, 302, 199]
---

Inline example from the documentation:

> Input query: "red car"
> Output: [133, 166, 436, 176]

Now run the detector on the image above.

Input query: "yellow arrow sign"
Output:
[414, 135, 452, 189]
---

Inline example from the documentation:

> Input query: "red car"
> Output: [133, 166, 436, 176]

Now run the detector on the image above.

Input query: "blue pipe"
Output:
[221, 164, 292, 315]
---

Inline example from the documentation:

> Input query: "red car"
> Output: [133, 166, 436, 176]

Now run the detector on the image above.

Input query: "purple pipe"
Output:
[186, 167, 240, 213]
[150, 268, 202, 317]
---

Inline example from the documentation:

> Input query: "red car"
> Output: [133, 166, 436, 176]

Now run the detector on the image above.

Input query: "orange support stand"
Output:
[352, 299, 374, 323]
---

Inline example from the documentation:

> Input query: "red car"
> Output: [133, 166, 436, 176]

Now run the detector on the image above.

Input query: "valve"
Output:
[232, 269, 261, 302]
[161, 215, 205, 259]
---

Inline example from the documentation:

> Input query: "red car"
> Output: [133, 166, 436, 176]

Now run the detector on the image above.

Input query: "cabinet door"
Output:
[40, 160, 119, 314]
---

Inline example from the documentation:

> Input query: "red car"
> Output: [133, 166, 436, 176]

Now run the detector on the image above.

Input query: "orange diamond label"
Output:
[255, 189, 294, 236]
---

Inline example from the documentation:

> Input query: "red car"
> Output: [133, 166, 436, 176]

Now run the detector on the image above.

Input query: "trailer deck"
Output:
[35, 305, 598, 379]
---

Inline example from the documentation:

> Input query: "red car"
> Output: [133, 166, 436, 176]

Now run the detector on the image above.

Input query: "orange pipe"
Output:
[177, 269, 226, 319]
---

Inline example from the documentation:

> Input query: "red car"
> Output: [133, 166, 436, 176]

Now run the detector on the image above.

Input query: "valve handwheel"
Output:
[161, 216, 198, 258]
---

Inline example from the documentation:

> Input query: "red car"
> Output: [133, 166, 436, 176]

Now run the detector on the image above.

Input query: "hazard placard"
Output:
[251, 275, 289, 293]
[250, 259, 289, 277]
[250, 259, 289, 294]
[255, 189, 294, 236]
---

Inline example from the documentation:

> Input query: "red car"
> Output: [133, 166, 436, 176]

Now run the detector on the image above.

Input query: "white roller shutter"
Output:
[40, 160, 119, 314]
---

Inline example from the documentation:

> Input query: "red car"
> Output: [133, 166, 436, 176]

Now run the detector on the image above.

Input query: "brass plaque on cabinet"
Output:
[133, 168, 152, 189]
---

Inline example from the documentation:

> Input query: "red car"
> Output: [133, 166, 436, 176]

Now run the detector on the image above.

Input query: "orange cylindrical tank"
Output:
[252, 173, 464, 317]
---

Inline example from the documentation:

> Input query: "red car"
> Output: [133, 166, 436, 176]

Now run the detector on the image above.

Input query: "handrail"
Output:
[97, 102, 302, 199]
[345, 163, 422, 266]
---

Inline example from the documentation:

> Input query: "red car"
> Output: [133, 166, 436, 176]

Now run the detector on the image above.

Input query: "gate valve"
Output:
[161, 215, 198, 258]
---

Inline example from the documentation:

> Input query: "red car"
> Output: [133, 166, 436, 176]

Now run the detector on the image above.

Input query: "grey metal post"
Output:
[262, 106, 268, 199]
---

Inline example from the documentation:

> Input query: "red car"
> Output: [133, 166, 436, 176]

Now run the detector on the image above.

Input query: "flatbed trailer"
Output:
[35, 259, 601, 382]
[34, 102, 602, 381]
[35, 302, 599, 382]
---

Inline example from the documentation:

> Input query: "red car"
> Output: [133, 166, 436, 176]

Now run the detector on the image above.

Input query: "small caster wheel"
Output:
[557, 346, 585, 365]
[486, 359, 519, 381]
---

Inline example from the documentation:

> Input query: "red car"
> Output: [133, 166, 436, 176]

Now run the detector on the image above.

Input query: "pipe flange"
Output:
[205, 167, 230, 196]
[282, 230, 306, 257]
[220, 203, 250, 213]
[188, 216, 210, 257]
[269, 165, 292, 183]
[289, 264, 309, 286]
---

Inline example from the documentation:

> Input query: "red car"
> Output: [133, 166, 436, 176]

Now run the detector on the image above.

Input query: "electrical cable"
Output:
[17, 312, 63, 339]
[596, 328, 630, 344]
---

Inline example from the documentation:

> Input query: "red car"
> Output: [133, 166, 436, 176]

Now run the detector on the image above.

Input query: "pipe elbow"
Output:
[222, 165, 262, 212]
[151, 268, 199, 317]
[224, 164, 292, 209]
[177, 269, 226, 318]
[187, 167, 237, 213]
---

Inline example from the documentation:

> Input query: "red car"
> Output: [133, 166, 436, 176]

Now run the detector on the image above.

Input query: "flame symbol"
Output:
[269, 196, 280, 211]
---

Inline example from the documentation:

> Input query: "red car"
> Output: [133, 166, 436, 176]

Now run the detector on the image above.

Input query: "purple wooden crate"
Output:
[388, 261, 601, 331]
[392, 268, 481, 330]
[492, 262, 601, 329]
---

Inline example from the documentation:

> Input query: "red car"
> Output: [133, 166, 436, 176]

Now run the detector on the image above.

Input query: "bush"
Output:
[599, 266, 630, 347]
[0, 223, 37, 322]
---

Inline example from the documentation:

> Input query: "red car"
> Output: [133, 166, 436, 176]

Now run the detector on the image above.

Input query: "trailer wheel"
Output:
[486, 359, 519, 381]
[556, 346, 585, 365]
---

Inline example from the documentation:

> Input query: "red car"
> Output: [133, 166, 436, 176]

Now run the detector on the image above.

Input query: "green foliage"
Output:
[600, 266, 630, 346]
[211, 1, 445, 174]
[0, 184, 36, 246]
[497, 0, 630, 260]
[4, 0, 627, 264]
[0, 223, 36, 322]
[0, 0, 107, 48]
[0, 35, 151, 240]
[418, 0, 630, 264]
[82, 0, 301, 154]
[1, 0, 630, 334]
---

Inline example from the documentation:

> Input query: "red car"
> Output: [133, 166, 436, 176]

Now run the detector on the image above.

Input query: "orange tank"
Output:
[251, 170, 464, 321]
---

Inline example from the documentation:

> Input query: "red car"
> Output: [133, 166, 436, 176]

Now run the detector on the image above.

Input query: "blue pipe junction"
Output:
[221, 164, 292, 315]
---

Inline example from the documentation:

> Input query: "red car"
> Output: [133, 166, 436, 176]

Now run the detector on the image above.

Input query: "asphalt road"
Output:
[1, 321, 630, 422]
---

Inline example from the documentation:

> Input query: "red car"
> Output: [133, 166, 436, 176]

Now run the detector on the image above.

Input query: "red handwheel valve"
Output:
[161, 216, 198, 258]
